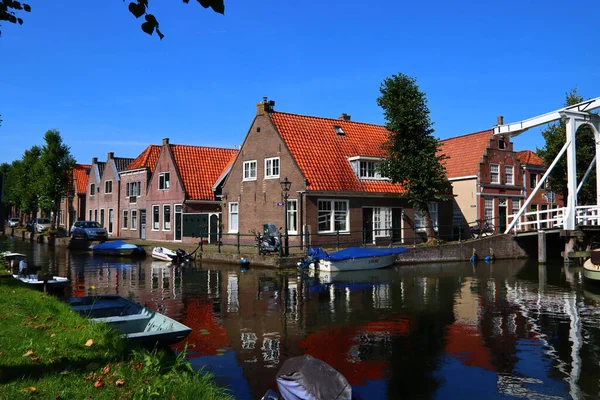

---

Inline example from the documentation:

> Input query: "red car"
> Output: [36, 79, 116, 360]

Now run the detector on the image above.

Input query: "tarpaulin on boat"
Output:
[276, 354, 352, 400]
[311, 247, 407, 262]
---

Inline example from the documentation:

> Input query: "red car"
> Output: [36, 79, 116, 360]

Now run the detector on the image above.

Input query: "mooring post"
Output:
[564, 235, 577, 264]
[538, 231, 547, 264]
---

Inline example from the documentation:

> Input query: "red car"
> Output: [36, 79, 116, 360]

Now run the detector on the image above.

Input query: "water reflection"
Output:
[7, 238, 600, 399]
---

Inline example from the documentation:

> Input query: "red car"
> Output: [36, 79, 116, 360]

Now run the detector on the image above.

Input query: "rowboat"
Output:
[64, 294, 192, 346]
[584, 250, 600, 282]
[92, 240, 146, 257]
[298, 247, 408, 272]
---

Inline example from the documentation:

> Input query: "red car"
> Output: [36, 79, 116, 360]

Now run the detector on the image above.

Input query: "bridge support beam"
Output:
[538, 231, 547, 264]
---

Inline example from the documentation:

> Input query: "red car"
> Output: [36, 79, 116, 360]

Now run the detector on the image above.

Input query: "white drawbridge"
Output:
[493, 98, 600, 233]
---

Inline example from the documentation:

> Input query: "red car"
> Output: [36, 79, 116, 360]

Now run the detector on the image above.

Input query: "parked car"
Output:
[70, 221, 107, 241]
[8, 218, 20, 228]
[34, 218, 51, 233]
[26, 218, 36, 232]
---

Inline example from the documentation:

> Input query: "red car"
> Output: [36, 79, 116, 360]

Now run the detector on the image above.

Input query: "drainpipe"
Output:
[297, 190, 306, 251]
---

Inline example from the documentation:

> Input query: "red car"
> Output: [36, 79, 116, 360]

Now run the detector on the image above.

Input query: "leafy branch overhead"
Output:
[0, 0, 225, 38]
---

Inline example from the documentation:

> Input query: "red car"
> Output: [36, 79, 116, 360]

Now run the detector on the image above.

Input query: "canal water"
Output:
[4, 238, 600, 399]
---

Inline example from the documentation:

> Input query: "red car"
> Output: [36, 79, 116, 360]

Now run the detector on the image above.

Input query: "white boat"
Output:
[12, 274, 70, 289]
[584, 250, 600, 282]
[298, 247, 408, 272]
[152, 246, 178, 262]
[2, 252, 69, 290]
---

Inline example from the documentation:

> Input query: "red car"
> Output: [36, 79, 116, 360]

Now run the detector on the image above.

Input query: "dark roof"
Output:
[97, 161, 106, 178]
[113, 157, 134, 172]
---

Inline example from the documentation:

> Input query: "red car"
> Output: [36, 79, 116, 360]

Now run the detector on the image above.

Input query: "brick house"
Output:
[85, 158, 106, 224]
[58, 163, 90, 230]
[144, 138, 238, 243]
[85, 153, 134, 236]
[439, 129, 560, 234]
[220, 99, 454, 250]
[119, 145, 161, 240]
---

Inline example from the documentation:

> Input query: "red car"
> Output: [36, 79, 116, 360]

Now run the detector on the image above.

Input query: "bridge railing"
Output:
[507, 207, 565, 233]
[576, 205, 600, 226]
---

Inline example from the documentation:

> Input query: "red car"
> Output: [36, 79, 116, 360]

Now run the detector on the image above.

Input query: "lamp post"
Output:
[280, 176, 291, 257]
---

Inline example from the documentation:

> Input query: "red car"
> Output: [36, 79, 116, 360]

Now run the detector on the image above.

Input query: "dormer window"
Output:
[348, 156, 388, 180]
[334, 125, 345, 135]
[499, 138, 506, 150]
[360, 161, 379, 178]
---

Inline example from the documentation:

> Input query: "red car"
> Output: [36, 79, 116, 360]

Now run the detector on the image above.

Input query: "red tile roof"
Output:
[170, 145, 238, 200]
[127, 145, 161, 173]
[73, 164, 91, 194]
[439, 130, 493, 178]
[517, 150, 545, 166]
[269, 112, 406, 193]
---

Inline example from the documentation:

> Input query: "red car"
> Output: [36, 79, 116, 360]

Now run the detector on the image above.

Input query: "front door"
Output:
[108, 209, 114, 235]
[210, 214, 218, 243]
[498, 205, 507, 233]
[140, 209, 146, 240]
[362, 208, 373, 245]
[392, 208, 402, 242]
[175, 205, 182, 241]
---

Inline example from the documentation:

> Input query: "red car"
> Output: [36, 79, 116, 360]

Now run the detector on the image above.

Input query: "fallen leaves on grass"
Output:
[22, 349, 34, 357]
[94, 375, 105, 388]
[21, 387, 36, 393]
[102, 364, 110, 374]
[115, 378, 125, 386]
[85, 339, 94, 347]
[50, 333, 56, 338]
[30, 356, 41, 362]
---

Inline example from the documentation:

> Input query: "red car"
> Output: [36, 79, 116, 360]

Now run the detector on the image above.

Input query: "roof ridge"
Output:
[271, 110, 385, 128]
[169, 143, 238, 151]
[440, 128, 494, 142]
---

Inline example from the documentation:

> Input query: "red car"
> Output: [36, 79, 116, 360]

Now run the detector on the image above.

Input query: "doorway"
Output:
[210, 214, 219, 243]
[498, 200, 507, 233]
[392, 208, 402, 242]
[140, 209, 146, 240]
[362, 208, 373, 245]
[175, 205, 182, 241]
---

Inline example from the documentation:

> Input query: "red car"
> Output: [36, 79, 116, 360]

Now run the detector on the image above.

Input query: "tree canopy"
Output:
[537, 88, 597, 206]
[0, 0, 225, 39]
[377, 73, 451, 241]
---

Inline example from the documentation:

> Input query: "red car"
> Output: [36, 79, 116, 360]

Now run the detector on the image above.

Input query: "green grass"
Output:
[0, 278, 234, 400]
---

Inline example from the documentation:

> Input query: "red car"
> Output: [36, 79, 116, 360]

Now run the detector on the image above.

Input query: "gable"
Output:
[517, 150, 545, 167]
[73, 164, 91, 194]
[439, 130, 494, 178]
[127, 145, 161, 173]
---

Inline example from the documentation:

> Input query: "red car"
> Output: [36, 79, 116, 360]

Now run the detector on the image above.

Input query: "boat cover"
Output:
[308, 246, 407, 262]
[93, 240, 138, 251]
[276, 354, 352, 400]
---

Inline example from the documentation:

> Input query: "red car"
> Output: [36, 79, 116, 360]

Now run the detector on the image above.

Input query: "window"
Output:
[123, 210, 129, 229]
[108, 209, 114, 234]
[163, 205, 171, 231]
[490, 164, 500, 184]
[59, 210, 64, 226]
[229, 203, 239, 232]
[498, 138, 506, 150]
[131, 210, 138, 230]
[318, 199, 349, 233]
[94, 209, 98, 222]
[100, 209, 105, 227]
[287, 199, 298, 233]
[504, 166, 514, 185]
[105, 180, 113, 194]
[333, 125, 344, 135]
[152, 205, 160, 230]
[90, 183, 96, 196]
[373, 207, 392, 237]
[530, 173, 538, 189]
[414, 202, 439, 231]
[360, 161, 376, 178]
[89, 210, 92, 221]
[453, 205, 463, 226]
[484, 198, 493, 223]
[512, 198, 520, 215]
[243, 161, 257, 181]
[264, 157, 280, 179]
[127, 181, 141, 203]
[158, 172, 170, 190]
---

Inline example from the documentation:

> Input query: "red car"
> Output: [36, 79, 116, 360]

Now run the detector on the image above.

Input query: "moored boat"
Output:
[298, 247, 408, 272]
[92, 240, 145, 257]
[2, 252, 69, 290]
[152, 246, 177, 261]
[63, 294, 192, 345]
[584, 250, 600, 282]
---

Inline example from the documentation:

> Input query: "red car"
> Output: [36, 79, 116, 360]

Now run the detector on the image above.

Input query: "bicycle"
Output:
[470, 219, 497, 239]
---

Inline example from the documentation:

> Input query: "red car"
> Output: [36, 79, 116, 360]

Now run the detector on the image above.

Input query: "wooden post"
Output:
[538, 231, 547, 264]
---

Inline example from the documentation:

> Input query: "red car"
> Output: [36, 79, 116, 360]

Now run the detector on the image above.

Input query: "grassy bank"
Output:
[0, 278, 234, 400]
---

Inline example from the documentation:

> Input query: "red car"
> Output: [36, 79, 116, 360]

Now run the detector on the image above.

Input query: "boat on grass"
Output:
[2, 252, 69, 290]
[584, 250, 600, 282]
[92, 240, 146, 257]
[63, 294, 191, 346]
[298, 247, 408, 272]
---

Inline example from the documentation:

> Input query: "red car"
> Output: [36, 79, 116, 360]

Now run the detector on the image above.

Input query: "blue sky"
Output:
[2, 0, 600, 165]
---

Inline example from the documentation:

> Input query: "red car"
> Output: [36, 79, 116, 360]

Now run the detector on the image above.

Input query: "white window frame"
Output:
[90, 183, 96, 196]
[105, 180, 113, 194]
[229, 202, 239, 233]
[318, 199, 349, 233]
[490, 163, 500, 184]
[158, 172, 170, 190]
[100, 209, 105, 227]
[89, 210, 92, 221]
[127, 181, 141, 203]
[348, 156, 389, 180]
[530, 173, 538, 189]
[484, 198, 494, 223]
[123, 210, 128, 229]
[163, 204, 171, 231]
[287, 199, 298, 234]
[108, 208, 114, 234]
[131, 209, 138, 230]
[243, 160, 257, 181]
[511, 198, 521, 216]
[504, 165, 514, 185]
[152, 205, 160, 231]
[264, 157, 280, 179]
[373, 207, 392, 237]
[414, 202, 439, 231]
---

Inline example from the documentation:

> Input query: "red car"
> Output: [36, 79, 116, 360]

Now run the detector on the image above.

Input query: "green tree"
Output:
[18, 146, 42, 216]
[37, 130, 76, 230]
[1, 0, 224, 38]
[537, 88, 596, 206]
[377, 73, 451, 241]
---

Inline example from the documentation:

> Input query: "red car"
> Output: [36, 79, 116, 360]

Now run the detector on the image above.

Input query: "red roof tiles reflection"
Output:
[439, 130, 493, 178]
[444, 323, 493, 371]
[517, 150, 545, 166]
[173, 300, 229, 356]
[127, 145, 161, 173]
[269, 112, 406, 193]
[170, 145, 238, 200]
[73, 164, 91, 194]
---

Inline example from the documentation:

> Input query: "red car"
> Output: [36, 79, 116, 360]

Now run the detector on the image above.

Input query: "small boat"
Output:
[92, 240, 145, 257]
[298, 247, 408, 272]
[151, 243, 200, 264]
[584, 250, 600, 282]
[2, 252, 69, 290]
[13, 274, 70, 289]
[63, 294, 192, 346]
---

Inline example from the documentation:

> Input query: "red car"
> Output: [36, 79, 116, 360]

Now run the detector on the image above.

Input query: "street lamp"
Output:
[280, 176, 292, 257]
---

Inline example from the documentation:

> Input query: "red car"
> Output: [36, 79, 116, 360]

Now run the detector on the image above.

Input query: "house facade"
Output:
[220, 99, 453, 250]
[439, 128, 561, 234]
[85, 158, 106, 225]
[144, 138, 238, 243]
[119, 145, 161, 240]
[58, 163, 90, 231]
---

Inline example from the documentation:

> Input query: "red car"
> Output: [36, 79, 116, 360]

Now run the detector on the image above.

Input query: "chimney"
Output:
[339, 113, 351, 121]
[92, 157, 98, 164]
[107, 152, 114, 160]
[162, 138, 169, 146]
[497, 116, 504, 125]
[256, 97, 275, 115]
